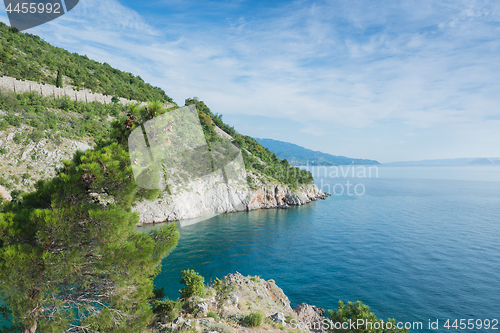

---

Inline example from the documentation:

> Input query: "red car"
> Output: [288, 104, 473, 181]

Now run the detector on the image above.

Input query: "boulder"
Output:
[196, 302, 208, 313]
[294, 303, 326, 333]
[270, 312, 286, 325]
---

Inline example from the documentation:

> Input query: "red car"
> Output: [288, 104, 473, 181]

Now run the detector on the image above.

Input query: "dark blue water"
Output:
[151, 166, 500, 332]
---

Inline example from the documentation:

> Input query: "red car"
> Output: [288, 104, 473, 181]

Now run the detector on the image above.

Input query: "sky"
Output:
[1, 0, 500, 163]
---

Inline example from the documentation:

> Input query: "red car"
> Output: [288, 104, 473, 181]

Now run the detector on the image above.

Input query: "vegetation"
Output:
[55, 69, 63, 88]
[0, 89, 130, 143]
[0, 100, 180, 332]
[0, 23, 173, 103]
[185, 98, 314, 188]
[206, 310, 219, 320]
[151, 298, 183, 322]
[327, 300, 409, 333]
[206, 322, 233, 333]
[179, 269, 206, 299]
[241, 311, 264, 327]
[0, 27, 322, 332]
[212, 277, 236, 316]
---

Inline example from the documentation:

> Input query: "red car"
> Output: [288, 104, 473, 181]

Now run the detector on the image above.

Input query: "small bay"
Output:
[152, 166, 500, 332]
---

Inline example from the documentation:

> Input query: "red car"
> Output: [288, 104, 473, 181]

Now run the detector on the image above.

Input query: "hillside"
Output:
[0, 26, 318, 203]
[0, 22, 173, 103]
[255, 138, 380, 166]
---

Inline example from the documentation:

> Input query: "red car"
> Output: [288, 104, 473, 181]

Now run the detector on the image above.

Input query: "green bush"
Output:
[241, 312, 264, 327]
[206, 311, 219, 320]
[12, 132, 24, 144]
[328, 301, 409, 333]
[152, 299, 182, 322]
[29, 129, 44, 142]
[0, 121, 8, 131]
[179, 269, 205, 299]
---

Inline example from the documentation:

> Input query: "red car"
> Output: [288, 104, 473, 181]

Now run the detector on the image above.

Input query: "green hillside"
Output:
[0, 23, 173, 103]
[0, 25, 313, 195]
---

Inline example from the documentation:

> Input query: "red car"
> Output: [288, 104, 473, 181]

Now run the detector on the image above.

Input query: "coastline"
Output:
[134, 181, 330, 226]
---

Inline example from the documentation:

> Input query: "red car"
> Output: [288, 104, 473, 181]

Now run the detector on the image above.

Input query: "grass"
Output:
[241, 311, 264, 327]
[206, 310, 219, 320]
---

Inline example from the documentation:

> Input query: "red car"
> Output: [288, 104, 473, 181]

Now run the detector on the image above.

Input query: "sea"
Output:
[147, 165, 500, 333]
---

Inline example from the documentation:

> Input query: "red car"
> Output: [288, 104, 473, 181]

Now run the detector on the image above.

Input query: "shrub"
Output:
[206, 311, 218, 320]
[249, 276, 259, 282]
[12, 132, 24, 144]
[152, 286, 166, 300]
[152, 299, 182, 322]
[29, 129, 44, 142]
[207, 323, 232, 333]
[179, 269, 205, 299]
[241, 311, 264, 327]
[328, 300, 409, 333]
[212, 277, 235, 315]
[0, 121, 8, 131]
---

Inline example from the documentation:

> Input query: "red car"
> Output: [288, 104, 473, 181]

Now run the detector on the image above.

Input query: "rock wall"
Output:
[132, 169, 329, 225]
[0, 75, 175, 108]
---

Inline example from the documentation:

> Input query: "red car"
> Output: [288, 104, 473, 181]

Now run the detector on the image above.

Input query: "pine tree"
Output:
[0, 141, 179, 332]
[56, 69, 63, 88]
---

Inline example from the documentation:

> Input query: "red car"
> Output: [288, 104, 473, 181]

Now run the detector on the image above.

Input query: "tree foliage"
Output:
[56, 69, 63, 88]
[185, 98, 314, 187]
[0, 121, 180, 332]
[328, 301, 409, 333]
[179, 269, 205, 299]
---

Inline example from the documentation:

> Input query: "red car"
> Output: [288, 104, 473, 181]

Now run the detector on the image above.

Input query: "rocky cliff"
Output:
[133, 170, 329, 225]
[152, 272, 329, 333]
[0, 123, 329, 224]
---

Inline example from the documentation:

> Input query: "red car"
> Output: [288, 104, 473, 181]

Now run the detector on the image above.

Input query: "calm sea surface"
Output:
[149, 166, 500, 332]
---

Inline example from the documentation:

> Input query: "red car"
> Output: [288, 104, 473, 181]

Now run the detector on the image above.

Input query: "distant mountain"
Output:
[254, 138, 380, 166]
[384, 158, 500, 166]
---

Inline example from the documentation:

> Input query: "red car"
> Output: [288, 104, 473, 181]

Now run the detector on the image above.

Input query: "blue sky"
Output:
[2, 0, 500, 163]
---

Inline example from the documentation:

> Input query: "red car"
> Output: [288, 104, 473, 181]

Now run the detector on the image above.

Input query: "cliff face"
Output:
[132, 169, 328, 225]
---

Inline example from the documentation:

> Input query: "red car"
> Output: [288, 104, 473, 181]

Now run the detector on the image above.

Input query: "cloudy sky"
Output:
[2, 0, 500, 162]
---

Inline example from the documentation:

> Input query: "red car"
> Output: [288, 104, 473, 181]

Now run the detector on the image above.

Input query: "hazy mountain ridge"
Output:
[255, 138, 380, 166]
[384, 157, 500, 166]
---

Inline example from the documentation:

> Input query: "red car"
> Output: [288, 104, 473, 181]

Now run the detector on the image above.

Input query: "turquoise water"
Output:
[152, 166, 500, 332]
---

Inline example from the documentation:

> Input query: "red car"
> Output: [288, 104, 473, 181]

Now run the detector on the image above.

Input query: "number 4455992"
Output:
[444, 319, 498, 330]
[5, 2, 61, 14]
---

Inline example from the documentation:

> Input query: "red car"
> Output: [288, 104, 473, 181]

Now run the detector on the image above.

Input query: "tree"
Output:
[327, 300, 409, 333]
[179, 269, 205, 299]
[56, 69, 63, 88]
[0, 142, 180, 332]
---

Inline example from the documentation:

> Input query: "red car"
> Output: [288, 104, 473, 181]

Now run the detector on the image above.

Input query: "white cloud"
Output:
[9, 0, 500, 160]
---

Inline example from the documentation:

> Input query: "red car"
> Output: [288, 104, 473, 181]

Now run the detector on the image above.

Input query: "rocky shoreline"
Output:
[153, 272, 330, 333]
[133, 180, 330, 225]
